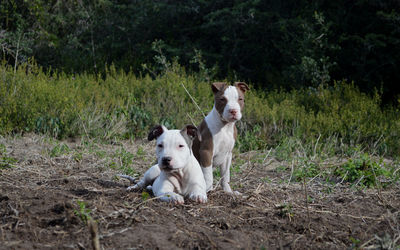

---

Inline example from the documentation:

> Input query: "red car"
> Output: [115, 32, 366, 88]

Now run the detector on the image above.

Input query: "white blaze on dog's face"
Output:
[148, 125, 198, 171]
[212, 82, 249, 122]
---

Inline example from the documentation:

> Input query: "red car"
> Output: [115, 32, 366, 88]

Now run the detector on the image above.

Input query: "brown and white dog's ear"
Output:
[148, 125, 165, 141]
[234, 82, 250, 93]
[211, 82, 227, 94]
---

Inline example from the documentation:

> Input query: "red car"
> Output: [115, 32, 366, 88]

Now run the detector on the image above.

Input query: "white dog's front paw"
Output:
[159, 193, 184, 205]
[189, 193, 207, 203]
[126, 184, 141, 191]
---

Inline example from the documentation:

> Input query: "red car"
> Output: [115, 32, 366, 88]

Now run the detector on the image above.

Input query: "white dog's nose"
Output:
[161, 157, 172, 166]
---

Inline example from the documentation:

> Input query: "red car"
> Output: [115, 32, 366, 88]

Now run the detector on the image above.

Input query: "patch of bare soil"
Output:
[1, 135, 399, 249]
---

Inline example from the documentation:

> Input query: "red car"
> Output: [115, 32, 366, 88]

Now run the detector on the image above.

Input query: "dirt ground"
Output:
[1, 134, 399, 249]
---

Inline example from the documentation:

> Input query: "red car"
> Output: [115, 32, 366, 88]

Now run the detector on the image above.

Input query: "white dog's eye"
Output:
[157, 144, 163, 148]
[178, 144, 185, 148]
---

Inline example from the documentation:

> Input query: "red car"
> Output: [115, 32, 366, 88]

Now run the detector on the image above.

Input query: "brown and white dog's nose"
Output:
[162, 157, 172, 166]
[229, 109, 238, 115]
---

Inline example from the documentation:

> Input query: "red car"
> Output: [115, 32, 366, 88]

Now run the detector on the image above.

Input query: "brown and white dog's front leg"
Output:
[220, 152, 233, 193]
[201, 165, 213, 192]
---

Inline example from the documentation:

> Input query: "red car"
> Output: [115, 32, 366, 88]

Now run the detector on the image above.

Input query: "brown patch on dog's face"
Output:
[234, 82, 249, 111]
[211, 82, 228, 94]
[211, 82, 228, 117]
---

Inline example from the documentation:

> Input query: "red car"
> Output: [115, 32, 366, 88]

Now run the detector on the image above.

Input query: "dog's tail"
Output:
[117, 174, 137, 184]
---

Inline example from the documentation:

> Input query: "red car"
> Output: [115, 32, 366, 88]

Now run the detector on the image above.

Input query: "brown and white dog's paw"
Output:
[189, 193, 207, 203]
[222, 184, 241, 196]
[232, 190, 242, 196]
[221, 183, 233, 193]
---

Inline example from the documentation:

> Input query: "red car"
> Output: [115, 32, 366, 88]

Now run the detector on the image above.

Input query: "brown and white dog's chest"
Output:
[205, 116, 236, 165]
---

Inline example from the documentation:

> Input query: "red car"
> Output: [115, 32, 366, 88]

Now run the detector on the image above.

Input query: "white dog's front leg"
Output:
[188, 183, 208, 203]
[153, 175, 184, 204]
[127, 164, 160, 191]
[202, 166, 213, 192]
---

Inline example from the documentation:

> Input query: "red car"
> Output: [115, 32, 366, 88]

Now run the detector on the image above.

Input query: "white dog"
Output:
[123, 125, 207, 204]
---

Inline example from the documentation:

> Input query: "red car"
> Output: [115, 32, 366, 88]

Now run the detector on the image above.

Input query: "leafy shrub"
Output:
[293, 158, 321, 181]
[237, 124, 267, 152]
[334, 153, 394, 187]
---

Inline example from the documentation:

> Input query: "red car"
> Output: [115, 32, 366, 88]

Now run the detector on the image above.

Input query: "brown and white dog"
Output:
[193, 82, 249, 193]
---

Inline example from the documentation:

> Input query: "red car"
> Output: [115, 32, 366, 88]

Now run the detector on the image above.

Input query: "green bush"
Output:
[0, 62, 399, 156]
[245, 83, 400, 155]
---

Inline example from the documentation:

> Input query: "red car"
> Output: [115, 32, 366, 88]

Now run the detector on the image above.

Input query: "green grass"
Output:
[49, 143, 70, 157]
[0, 143, 17, 169]
[111, 147, 136, 175]
[74, 200, 92, 224]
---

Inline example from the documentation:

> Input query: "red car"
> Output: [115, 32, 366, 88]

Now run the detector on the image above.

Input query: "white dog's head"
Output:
[211, 82, 249, 123]
[148, 125, 198, 171]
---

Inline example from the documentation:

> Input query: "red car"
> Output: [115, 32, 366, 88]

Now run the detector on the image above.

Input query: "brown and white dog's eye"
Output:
[220, 97, 226, 102]
[157, 144, 163, 148]
[239, 97, 243, 101]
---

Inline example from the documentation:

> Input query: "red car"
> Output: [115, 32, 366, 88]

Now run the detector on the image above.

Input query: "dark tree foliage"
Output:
[1, 0, 399, 102]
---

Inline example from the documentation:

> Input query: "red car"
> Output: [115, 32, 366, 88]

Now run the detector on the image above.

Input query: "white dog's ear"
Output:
[234, 82, 250, 93]
[180, 125, 199, 148]
[184, 125, 198, 140]
[148, 125, 165, 141]
[211, 82, 227, 94]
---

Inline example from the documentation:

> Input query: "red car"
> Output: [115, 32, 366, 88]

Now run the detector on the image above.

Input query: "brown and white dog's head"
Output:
[148, 125, 198, 171]
[212, 82, 249, 122]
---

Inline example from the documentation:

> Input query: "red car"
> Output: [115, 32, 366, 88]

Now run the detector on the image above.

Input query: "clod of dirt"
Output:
[70, 188, 90, 196]
[46, 217, 67, 227]
[97, 179, 124, 188]
[0, 195, 9, 202]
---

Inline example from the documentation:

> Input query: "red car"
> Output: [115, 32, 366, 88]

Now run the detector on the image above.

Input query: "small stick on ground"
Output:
[88, 219, 100, 250]
[286, 160, 295, 188]
[303, 178, 311, 234]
